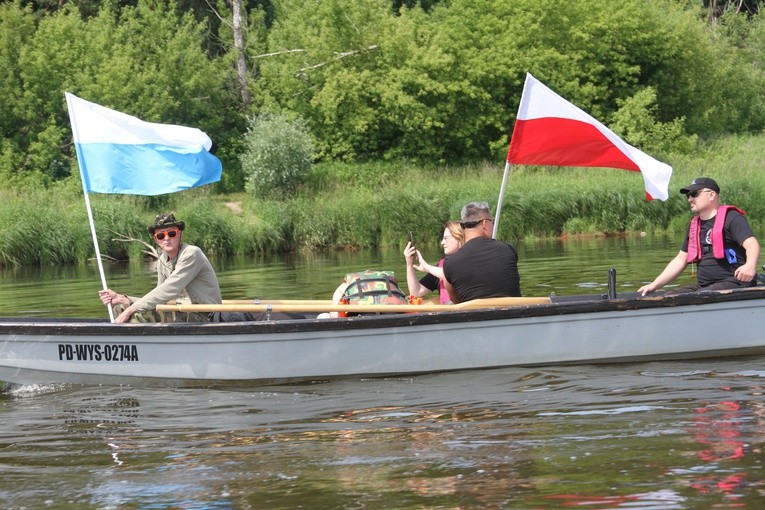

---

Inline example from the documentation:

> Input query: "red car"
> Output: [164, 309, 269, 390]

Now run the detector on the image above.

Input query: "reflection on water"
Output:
[1, 233, 683, 318]
[2, 359, 764, 508]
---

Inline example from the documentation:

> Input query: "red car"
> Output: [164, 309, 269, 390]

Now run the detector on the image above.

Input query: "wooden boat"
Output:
[2, 288, 765, 388]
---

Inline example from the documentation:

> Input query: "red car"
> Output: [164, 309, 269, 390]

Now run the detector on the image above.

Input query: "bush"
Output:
[610, 87, 698, 158]
[241, 114, 313, 198]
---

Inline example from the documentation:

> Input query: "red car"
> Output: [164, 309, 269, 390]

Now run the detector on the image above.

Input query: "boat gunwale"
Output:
[2, 287, 765, 336]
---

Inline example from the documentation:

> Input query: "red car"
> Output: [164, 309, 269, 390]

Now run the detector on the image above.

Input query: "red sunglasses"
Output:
[154, 229, 180, 241]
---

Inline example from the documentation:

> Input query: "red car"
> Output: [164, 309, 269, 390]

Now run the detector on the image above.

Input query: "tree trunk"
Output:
[231, 0, 252, 109]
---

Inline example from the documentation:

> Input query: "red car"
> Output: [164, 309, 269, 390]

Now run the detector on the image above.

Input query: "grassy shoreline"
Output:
[2, 135, 764, 267]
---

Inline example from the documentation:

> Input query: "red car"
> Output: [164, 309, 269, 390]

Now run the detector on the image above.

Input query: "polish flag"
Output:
[507, 73, 672, 201]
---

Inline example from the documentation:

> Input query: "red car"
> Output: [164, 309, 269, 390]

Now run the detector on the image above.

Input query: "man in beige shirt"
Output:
[99, 213, 221, 322]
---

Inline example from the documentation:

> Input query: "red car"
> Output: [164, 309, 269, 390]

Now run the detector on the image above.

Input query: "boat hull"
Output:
[2, 289, 765, 386]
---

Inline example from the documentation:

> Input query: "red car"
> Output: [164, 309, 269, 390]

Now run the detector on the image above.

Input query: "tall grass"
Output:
[2, 134, 765, 266]
[0, 189, 90, 266]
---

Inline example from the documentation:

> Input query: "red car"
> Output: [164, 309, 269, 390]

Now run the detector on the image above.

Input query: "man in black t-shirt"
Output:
[443, 202, 521, 302]
[638, 177, 759, 296]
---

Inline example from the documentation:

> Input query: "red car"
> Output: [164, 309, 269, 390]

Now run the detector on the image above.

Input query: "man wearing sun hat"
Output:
[98, 213, 222, 322]
[638, 177, 760, 296]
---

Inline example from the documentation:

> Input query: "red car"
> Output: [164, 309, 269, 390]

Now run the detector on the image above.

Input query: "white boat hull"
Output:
[2, 289, 765, 386]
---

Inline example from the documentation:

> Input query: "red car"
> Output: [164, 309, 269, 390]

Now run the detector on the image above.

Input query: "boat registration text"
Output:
[58, 343, 139, 362]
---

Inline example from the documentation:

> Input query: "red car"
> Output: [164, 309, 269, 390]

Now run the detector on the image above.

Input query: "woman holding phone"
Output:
[404, 220, 465, 305]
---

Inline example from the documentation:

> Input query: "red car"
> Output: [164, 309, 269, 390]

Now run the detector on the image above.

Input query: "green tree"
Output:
[0, 1, 44, 186]
[1, 0, 237, 188]
[240, 113, 313, 198]
[704, 0, 760, 21]
[258, 0, 765, 164]
[3, 0, 765, 189]
[610, 87, 698, 157]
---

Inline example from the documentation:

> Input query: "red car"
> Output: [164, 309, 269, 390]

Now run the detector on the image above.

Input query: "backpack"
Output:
[341, 270, 408, 306]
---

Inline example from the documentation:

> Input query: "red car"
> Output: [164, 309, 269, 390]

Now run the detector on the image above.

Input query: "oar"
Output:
[222, 299, 333, 305]
[157, 296, 552, 316]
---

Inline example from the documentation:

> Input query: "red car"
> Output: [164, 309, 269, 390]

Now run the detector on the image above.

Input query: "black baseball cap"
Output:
[679, 177, 720, 195]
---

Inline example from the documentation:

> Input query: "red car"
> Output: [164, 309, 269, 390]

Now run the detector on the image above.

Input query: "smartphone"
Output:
[408, 231, 415, 249]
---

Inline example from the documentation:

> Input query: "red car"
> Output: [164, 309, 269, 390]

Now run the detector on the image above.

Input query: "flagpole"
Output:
[65, 93, 115, 322]
[82, 191, 115, 322]
[493, 161, 512, 239]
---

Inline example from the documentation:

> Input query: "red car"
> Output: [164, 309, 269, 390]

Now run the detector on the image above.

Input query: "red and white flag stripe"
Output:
[507, 73, 672, 201]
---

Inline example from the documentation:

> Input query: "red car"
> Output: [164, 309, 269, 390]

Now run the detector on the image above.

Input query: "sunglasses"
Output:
[687, 189, 712, 198]
[154, 229, 179, 241]
[460, 218, 493, 229]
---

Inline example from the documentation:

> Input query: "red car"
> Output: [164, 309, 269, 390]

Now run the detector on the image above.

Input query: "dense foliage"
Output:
[0, 0, 764, 190]
[0, 0, 239, 189]
[2, 0, 765, 267]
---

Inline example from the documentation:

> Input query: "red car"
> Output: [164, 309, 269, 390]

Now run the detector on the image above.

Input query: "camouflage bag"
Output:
[341, 270, 408, 306]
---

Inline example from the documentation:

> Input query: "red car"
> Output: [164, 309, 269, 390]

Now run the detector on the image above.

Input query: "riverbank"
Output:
[1, 134, 764, 267]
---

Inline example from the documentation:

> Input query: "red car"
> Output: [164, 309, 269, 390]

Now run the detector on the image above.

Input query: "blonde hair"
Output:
[445, 220, 465, 247]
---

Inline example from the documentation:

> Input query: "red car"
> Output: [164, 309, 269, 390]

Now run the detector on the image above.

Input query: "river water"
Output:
[1, 235, 764, 508]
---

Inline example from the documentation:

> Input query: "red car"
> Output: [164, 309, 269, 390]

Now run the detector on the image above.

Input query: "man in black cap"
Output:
[99, 213, 222, 322]
[638, 177, 759, 296]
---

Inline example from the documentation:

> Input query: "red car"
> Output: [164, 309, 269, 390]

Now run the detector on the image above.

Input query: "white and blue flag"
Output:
[65, 92, 222, 195]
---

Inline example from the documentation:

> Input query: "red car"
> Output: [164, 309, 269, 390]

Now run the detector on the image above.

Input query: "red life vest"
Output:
[686, 205, 745, 263]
